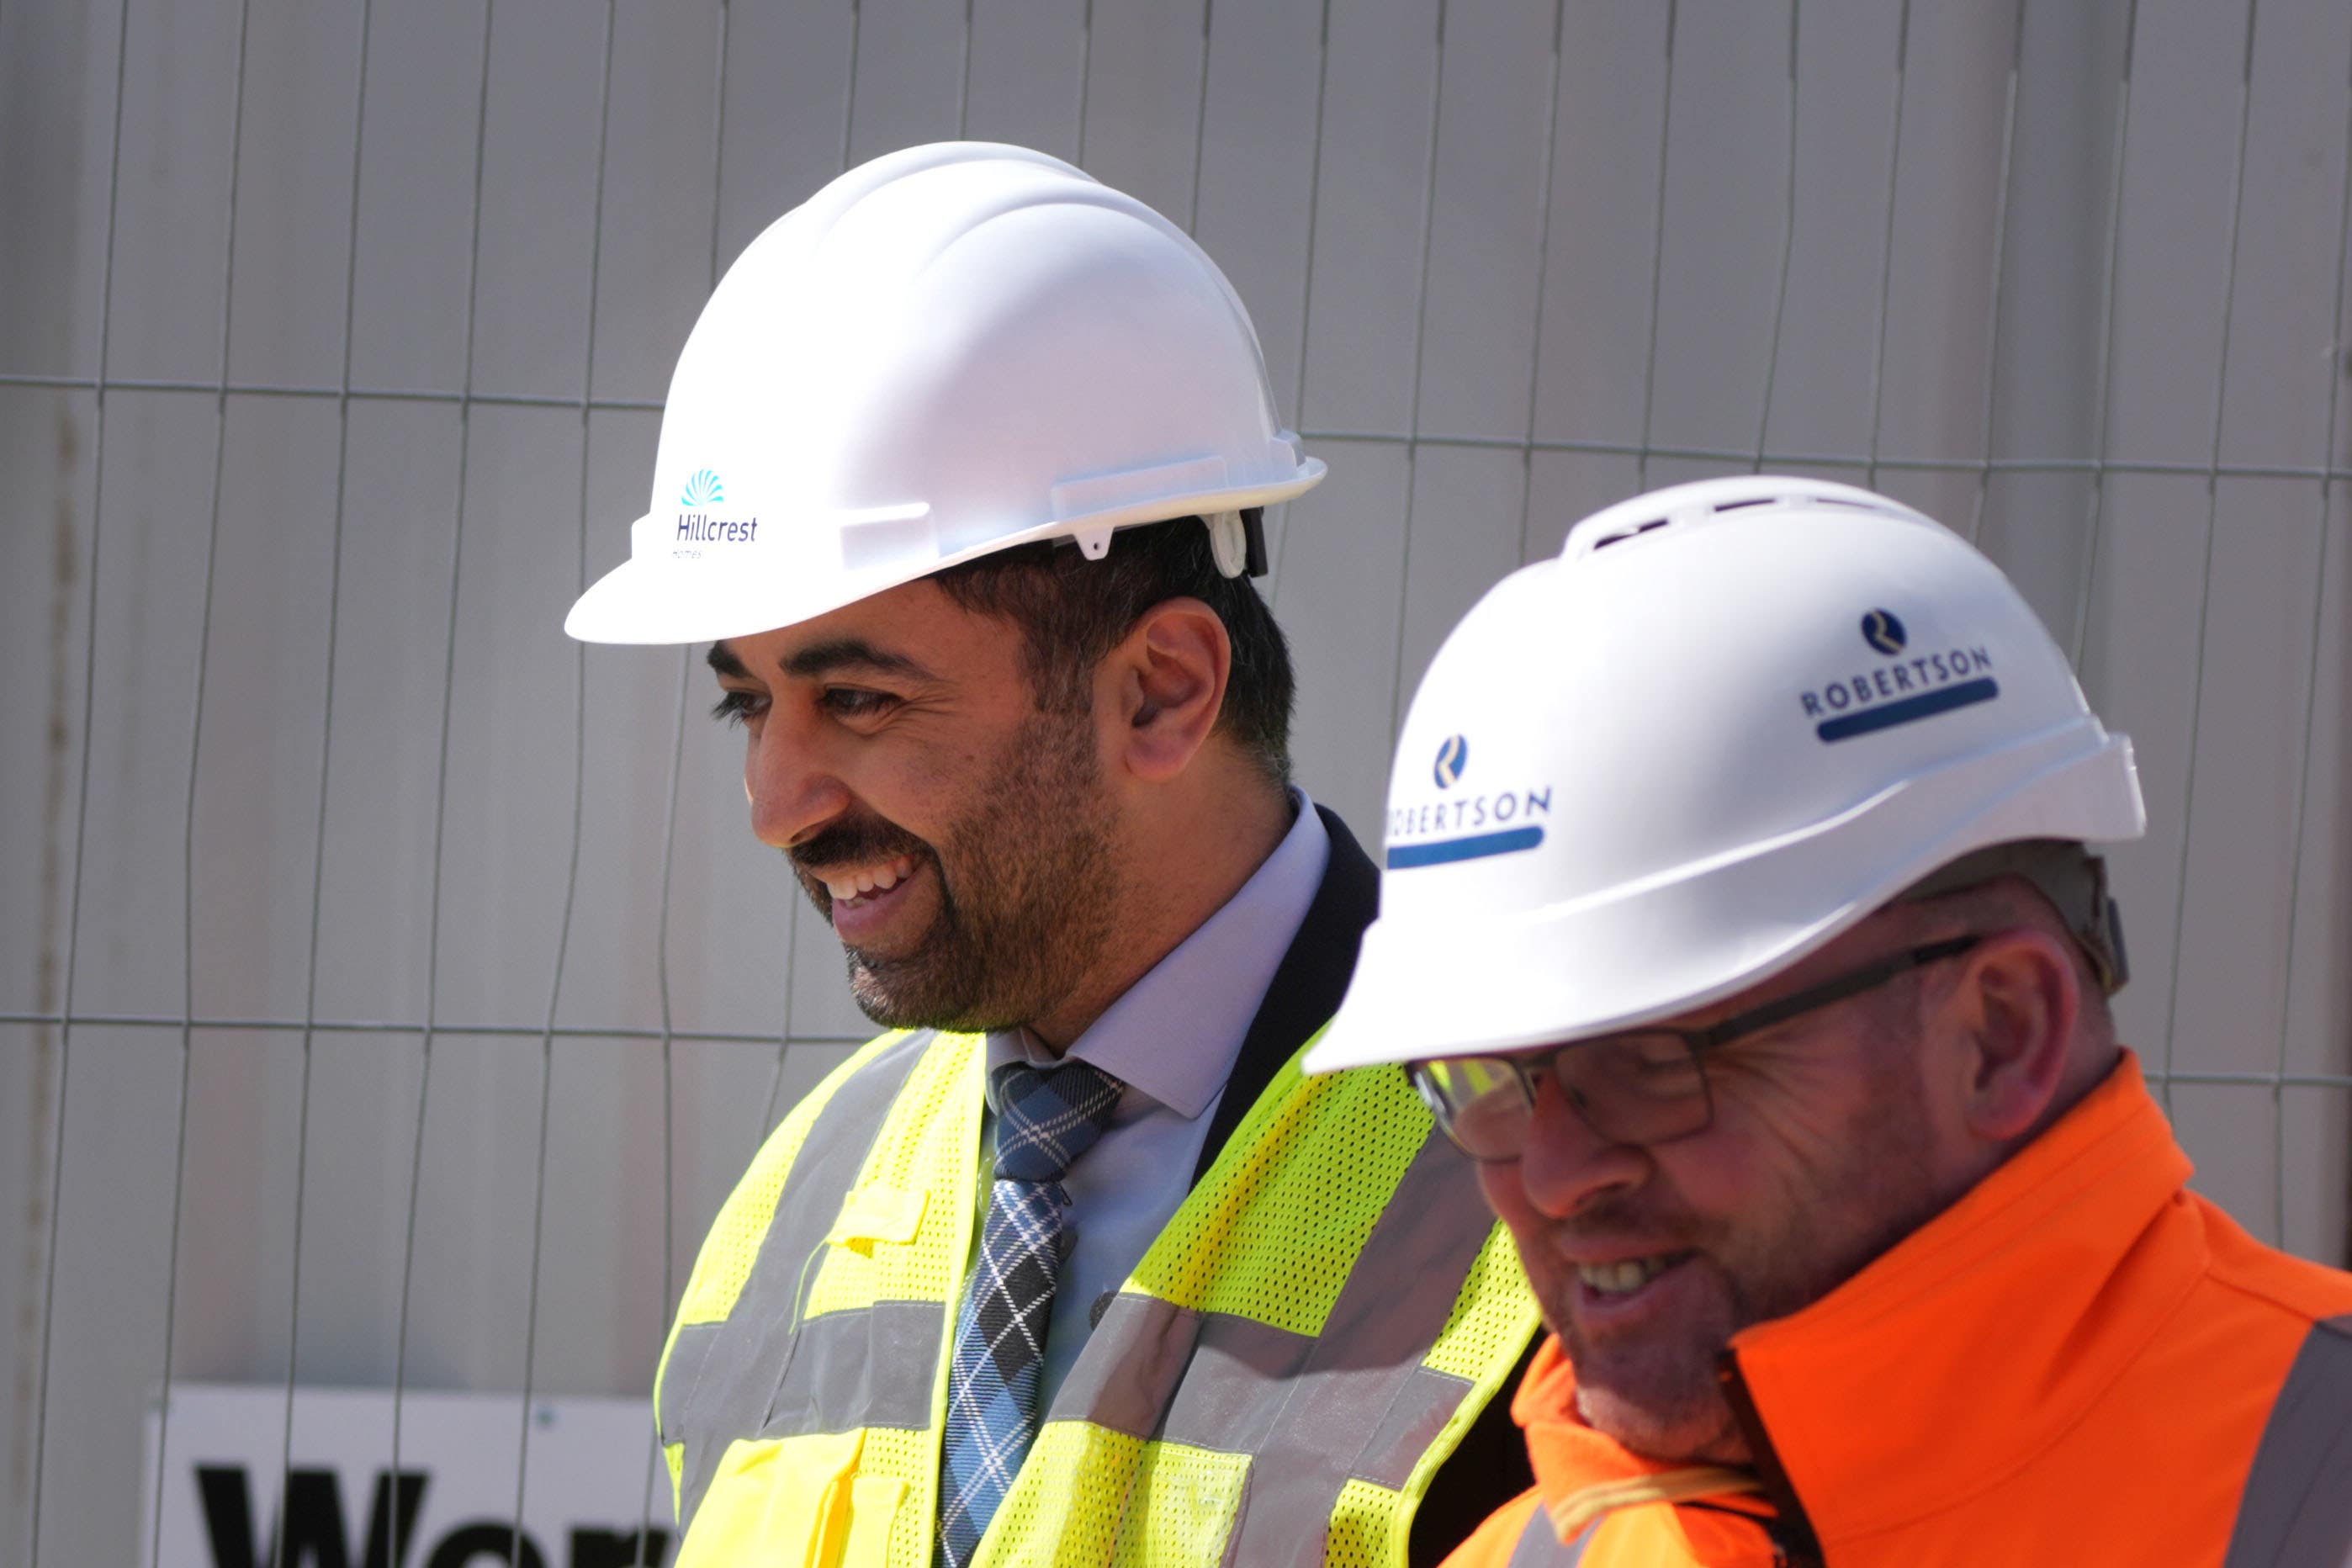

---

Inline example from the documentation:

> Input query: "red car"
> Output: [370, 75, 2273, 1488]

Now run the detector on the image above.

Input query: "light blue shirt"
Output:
[979, 792, 1332, 1409]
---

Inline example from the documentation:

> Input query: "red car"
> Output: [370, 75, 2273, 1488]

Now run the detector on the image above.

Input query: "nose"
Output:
[1511, 1073, 1650, 1219]
[744, 710, 853, 850]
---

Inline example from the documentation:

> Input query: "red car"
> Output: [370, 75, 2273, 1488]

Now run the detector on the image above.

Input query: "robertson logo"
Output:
[1386, 732, 1549, 871]
[1433, 734, 1470, 789]
[1862, 607, 1907, 655]
[1797, 607, 1999, 744]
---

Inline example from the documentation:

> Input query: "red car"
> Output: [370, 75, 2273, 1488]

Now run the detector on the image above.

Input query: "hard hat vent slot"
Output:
[1592, 517, 1671, 550]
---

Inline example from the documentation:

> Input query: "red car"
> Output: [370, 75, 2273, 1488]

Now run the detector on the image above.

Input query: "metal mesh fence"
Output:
[1, 0, 2348, 1561]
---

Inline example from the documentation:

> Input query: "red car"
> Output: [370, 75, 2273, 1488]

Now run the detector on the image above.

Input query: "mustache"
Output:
[788, 815, 933, 883]
[1553, 1192, 1708, 1252]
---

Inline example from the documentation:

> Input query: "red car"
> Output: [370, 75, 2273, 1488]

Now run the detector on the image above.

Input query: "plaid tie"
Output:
[935, 1059, 1122, 1566]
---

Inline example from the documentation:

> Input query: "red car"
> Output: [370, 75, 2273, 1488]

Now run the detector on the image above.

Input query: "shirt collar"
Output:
[986, 792, 1331, 1119]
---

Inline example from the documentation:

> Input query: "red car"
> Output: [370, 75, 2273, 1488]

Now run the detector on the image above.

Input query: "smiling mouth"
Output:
[1576, 1251, 1695, 1298]
[817, 854, 920, 909]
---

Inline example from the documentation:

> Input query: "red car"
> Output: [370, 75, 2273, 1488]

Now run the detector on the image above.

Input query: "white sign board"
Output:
[140, 1384, 675, 1568]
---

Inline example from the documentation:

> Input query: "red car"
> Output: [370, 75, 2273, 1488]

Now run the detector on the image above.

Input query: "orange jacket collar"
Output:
[1527, 1051, 2197, 1545]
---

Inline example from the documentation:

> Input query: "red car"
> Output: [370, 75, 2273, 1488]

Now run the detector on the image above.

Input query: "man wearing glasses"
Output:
[1309, 476, 2352, 1565]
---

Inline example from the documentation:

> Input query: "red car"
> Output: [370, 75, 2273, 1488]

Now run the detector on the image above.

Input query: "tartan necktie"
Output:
[935, 1058, 1123, 1567]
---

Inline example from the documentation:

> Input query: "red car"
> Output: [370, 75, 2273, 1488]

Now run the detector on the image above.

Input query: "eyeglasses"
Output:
[1408, 935, 1983, 1161]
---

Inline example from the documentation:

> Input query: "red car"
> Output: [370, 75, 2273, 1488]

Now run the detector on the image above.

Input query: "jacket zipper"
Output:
[1717, 1350, 1825, 1568]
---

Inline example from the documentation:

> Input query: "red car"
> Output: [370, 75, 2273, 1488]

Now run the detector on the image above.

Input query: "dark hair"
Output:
[928, 511, 1294, 786]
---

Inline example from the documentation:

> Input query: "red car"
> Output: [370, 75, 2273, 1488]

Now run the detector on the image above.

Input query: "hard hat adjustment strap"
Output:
[1899, 840, 2129, 995]
[1205, 510, 1262, 580]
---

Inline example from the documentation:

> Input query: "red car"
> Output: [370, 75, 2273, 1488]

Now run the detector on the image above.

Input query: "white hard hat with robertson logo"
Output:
[1305, 474, 2146, 1074]
[565, 141, 1323, 645]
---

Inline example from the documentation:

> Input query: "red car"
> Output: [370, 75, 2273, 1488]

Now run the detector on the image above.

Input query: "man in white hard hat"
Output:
[1307, 477, 2352, 1566]
[568, 143, 1538, 1566]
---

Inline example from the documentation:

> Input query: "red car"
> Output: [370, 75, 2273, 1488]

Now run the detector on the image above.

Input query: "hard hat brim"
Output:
[564, 459, 1326, 646]
[1303, 723, 2143, 1074]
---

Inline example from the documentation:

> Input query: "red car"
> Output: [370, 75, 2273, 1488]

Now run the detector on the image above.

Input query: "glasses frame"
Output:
[1410, 934, 1984, 1160]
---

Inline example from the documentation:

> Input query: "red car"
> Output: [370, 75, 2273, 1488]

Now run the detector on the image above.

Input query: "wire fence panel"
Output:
[3, 0, 2350, 1561]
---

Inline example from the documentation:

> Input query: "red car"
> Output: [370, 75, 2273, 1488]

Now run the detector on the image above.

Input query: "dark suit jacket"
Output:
[1193, 804, 1539, 1566]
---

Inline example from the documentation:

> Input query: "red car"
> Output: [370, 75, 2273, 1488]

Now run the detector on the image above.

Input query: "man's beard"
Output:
[790, 706, 1118, 1033]
[1553, 1029, 1950, 1463]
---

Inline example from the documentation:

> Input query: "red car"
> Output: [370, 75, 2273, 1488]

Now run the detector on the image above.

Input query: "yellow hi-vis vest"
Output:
[655, 1025, 1539, 1568]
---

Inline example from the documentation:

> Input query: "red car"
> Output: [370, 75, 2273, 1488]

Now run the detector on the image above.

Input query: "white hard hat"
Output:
[1305, 475, 2146, 1073]
[564, 142, 1324, 644]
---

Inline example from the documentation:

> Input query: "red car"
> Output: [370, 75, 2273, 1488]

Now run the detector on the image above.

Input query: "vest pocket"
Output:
[675, 1429, 905, 1568]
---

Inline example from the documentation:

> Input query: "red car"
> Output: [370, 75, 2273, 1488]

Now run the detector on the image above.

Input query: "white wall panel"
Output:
[306, 401, 465, 1024]
[1989, 0, 2126, 469]
[2217, 0, 2352, 472]
[0, 389, 98, 1014]
[1080, 0, 1210, 225]
[1851, 2, 2019, 469]
[1643, 0, 1798, 459]
[847, 0, 967, 168]
[346, 0, 494, 392]
[2103, 0, 2254, 468]
[187, 397, 342, 1023]
[103, 0, 243, 384]
[1296, 0, 1439, 436]
[467, 0, 609, 401]
[1189, 0, 1322, 414]
[69, 393, 223, 1018]
[2078, 471, 2212, 1060]
[590, 3, 727, 406]
[2281, 489, 2352, 1087]
[1278, 439, 1412, 840]
[1414, 0, 1556, 444]
[431, 406, 589, 1029]
[0, 0, 124, 377]
[1396, 444, 1528, 730]
[1529, 3, 1671, 451]
[222, 0, 367, 389]
[965, 0, 1089, 157]
[1756, 0, 1903, 459]
[715, 1, 855, 271]
[2167, 478, 2331, 1073]
[28, 1025, 185, 1568]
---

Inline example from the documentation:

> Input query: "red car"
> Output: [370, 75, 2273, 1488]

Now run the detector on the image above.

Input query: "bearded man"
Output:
[566, 143, 1539, 1567]
[1309, 475, 2352, 1566]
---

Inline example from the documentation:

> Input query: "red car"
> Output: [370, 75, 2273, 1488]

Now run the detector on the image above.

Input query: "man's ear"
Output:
[1941, 928, 2081, 1146]
[1102, 598, 1231, 783]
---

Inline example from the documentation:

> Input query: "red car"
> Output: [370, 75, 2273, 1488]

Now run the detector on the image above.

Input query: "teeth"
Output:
[824, 856, 917, 906]
[1576, 1256, 1675, 1297]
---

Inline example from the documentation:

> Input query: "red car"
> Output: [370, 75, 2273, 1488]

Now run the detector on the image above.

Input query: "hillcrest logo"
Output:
[671, 468, 758, 556]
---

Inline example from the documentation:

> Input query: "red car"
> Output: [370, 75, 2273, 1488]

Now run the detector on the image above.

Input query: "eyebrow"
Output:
[706, 637, 935, 683]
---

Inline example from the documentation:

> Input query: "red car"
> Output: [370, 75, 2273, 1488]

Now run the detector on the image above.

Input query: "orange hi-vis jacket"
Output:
[1445, 1052, 2352, 1566]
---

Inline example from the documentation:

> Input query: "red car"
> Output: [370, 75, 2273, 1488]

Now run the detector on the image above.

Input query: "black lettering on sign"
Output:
[569, 1527, 674, 1568]
[197, 1465, 429, 1568]
[424, 1522, 547, 1568]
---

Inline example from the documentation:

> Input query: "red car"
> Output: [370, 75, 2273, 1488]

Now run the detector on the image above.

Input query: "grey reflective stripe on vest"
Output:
[1044, 1132, 1498, 1560]
[2224, 1312, 2352, 1568]
[1508, 1511, 1590, 1566]
[660, 1030, 940, 1526]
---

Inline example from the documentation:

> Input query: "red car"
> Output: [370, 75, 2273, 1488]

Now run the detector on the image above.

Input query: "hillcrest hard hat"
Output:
[1305, 475, 2146, 1073]
[564, 142, 1324, 645]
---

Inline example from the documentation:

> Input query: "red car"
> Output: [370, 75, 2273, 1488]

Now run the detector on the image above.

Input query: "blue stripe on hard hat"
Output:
[1386, 826, 1545, 870]
[1818, 678, 2000, 744]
